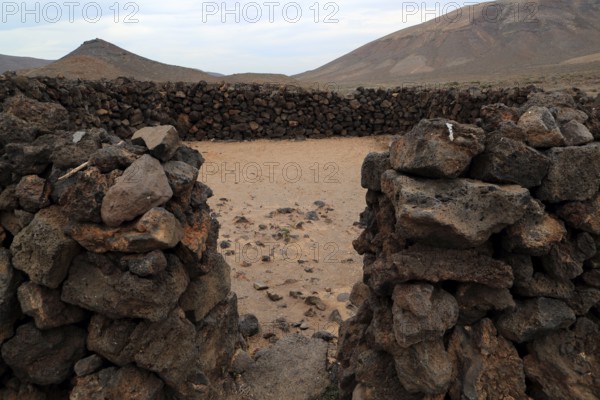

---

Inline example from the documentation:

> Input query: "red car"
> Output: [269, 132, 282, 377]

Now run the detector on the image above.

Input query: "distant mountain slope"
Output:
[0, 54, 53, 73]
[24, 38, 302, 85]
[26, 38, 218, 82]
[295, 0, 600, 85]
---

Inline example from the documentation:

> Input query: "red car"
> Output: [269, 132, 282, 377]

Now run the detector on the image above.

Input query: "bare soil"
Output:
[190, 136, 391, 350]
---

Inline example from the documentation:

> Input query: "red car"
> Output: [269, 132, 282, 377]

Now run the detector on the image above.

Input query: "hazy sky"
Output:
[1, 0, 486, 75]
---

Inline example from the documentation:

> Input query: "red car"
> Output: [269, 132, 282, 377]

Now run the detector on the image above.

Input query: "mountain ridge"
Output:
[0, 54, 53, 74]
[25, 38, 218, 83]
[295, 0, 600, 86]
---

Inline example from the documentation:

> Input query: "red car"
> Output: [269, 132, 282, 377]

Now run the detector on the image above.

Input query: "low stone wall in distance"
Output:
[3, 74, 598, 142]
[0, 99, 238, 399]
[341, 90, 600, 399]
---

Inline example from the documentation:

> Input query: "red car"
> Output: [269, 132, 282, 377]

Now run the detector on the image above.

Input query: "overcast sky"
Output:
[1, 0, 487, 75]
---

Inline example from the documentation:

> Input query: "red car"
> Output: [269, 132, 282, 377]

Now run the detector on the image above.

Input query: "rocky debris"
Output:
[343, 91, 600, 400]
[389, 118, 484, 179]
[0, 124, 238, 398]
[163, 160, 198, 199]
[171, 145, 204, 169]
[305, 295, 327, 311]
[267, 291, 283, 301]
[0, 185, 18, 210]
[518, 106, 565, 148]
[70, 365, 165, 400]
[17, 282, 87, 329]
[1, 322, 86, 385]
[57, 167, 110, 223]
[448, 319, 527, 400]
[361, 151, 390, 191]
[313, 331, 335, 342]
[480, 103, 519, 131]
[88, 145, 138, 173]
[454, 284, 515, 324]
[0, 75, 547, 142]
[101, 154, 173, 227]
[239, 313, 260, 338]
[381, 170, 530, 248]
[366, 247, 514, 292]
[253, 281, 269, 290]
[393, 338, 453, 394]
[15, 175, 50, 212]
[496, 298, 576, 343]
[391, 283, 458, 347]
[73, 354, 104, 377]
[350, 349, 424, 400]
[349, 281, 370, 307]
[132, 125, 181, 162]
[523, 318, 599, 400]
[561, 120, 594, 146]
[240, 334, 330, 400]
[557, 193, 600, 234]
[555, 106, 589, 124]
[0, 209, 34, 237]
[69, 207, 183, 253]
[536, 143, 600, 203]
[3, 95, 69, 131]
[120, 250, 168, 277]
[0, 248, 21, 343]
[10, 206, 81, 289]
[175, 207, 213, 277]
[469, 136, 550, 187]
[61, 252, 189, 321]
[502, 201, 566, 256]
[179, 253, 231, 322]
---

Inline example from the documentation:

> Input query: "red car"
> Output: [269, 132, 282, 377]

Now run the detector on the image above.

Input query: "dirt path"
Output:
[189, 136, 391, 350]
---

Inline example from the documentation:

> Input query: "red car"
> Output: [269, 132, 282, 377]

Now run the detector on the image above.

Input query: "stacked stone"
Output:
[0, 101, 238, 399]
[1, 74, 560, 141]
[341, 90, 600, 399]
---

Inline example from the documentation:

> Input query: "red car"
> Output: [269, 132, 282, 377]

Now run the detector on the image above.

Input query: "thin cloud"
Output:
[1, 0, 486, 75]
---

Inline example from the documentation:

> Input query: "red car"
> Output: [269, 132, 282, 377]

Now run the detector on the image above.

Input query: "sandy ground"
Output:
[189, 136, 391, 350]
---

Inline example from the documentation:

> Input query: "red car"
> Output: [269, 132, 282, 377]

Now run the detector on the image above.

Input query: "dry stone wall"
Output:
[4, 74, 598, 142]
[343, 90, 600, 399]
[0, 96, 238, 399]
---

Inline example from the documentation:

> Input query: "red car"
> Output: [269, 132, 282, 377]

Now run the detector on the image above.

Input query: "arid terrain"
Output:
[191, 136, 391, 349]
[0, 54, 52, 74]
[296, 0, 600, 88]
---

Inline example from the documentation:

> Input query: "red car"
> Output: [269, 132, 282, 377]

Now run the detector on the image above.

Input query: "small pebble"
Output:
[234, 216, 251, 224]
[313, 331, 335, 342]
[304, 308, 317, 317]
[274, 317, 289, 332]
[337, 293, 350, 302]
[239, 314, 260, 337]
[254, 282, 269, 291]
[305, 211, 319, 221]
[263, 332, 277, 340]
[329, 309, 343, 324]
[314, 200, 326, 208]
[277, 207, 295, 214]
[305, 296, 326, 311]
[267, 291, 283, 301]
